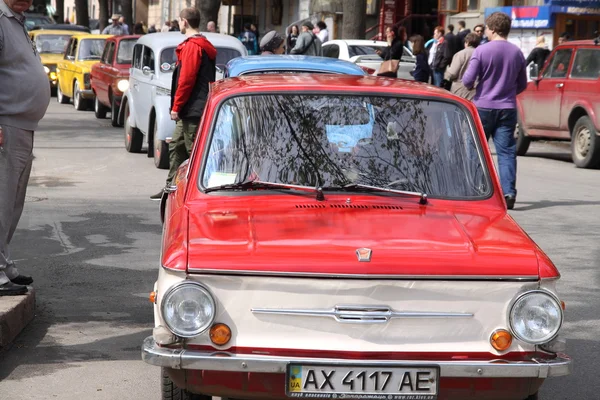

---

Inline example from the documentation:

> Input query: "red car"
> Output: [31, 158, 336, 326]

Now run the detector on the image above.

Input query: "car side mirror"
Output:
[529, 64, 539, 81]
[66, 55, 74, 60]
[142, 66, 153, 75]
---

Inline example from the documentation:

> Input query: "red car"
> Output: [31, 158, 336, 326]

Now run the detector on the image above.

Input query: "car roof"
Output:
[226, 55, 366, 76]
[137, 32, 247, 54]
[71, 33, 112, 39]
[324, 39, 389, 46]
[211, 75, 457, 100]
[109, 34, 142, 42]
[30, 29, 83, 36]
[556, 40, 599, 47]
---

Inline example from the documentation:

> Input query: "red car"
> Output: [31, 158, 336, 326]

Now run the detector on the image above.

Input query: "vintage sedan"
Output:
[29, 29, 85, 94]
[225, 55, 367, 77]
[142, 75, 571, 400]
[121, 32, 247, 169]
[56, 34, 112, 110]
[91, 35, 140, 126]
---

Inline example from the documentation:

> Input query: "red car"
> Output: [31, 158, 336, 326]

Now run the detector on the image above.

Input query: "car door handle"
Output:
[556, 83, 564, 88]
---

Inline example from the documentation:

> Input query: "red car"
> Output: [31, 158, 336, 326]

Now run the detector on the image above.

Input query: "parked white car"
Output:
[322, 39, 416, 80]
[121, 32, 247, 169]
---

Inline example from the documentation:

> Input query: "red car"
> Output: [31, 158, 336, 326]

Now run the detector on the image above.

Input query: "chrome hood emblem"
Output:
[356, 248, 372, 262]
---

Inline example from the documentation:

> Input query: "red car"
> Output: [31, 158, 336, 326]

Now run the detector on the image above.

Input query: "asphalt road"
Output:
[0, 100, 598, 400]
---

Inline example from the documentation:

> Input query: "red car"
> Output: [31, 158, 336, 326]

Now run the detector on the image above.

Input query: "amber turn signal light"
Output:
[210, 323, 232, 346]
[490, 329, 513, 351]
[149, 291, 156, 303]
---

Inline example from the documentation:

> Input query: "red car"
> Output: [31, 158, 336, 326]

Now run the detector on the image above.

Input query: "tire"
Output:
[94, 95, 108, 119]
[524, 392, 539, 400]
[111, 95, 120, 127]
[161, 368, 210, 400]
[124, 102, 143, 153]
[571, 115, 600, 169]
[73, 81, 88, 111]
[515, 119, 531, 156]
[154, 122, 170, 169]
[57, 82, 70, 104]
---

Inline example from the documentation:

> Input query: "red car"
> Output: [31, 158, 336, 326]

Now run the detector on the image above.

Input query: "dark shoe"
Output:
[10, 275, 33, 285]
[0, 282, 28, 296]
[505, 195, 516, 210]
[150, 190, 164, 201]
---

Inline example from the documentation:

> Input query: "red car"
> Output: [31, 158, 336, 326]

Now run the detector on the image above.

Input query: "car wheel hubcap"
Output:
[74, 85, 79, 108]
[95, 97, 99, 112]
[575, 127, 591, 158]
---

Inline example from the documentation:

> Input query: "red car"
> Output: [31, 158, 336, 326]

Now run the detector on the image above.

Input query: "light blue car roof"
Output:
[225, 55, 367, 77]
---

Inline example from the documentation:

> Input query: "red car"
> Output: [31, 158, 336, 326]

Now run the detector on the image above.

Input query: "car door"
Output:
[135, 45, 156, 134]
[522, 48, 573, 131]
[58, 38, 76, 96]
[95, 41, 114, 104]
[128, 44, 144, 127]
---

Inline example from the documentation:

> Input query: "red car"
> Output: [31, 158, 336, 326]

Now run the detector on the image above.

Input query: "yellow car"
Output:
[56, 34, 113, 110]
[29, 29, 86, 94]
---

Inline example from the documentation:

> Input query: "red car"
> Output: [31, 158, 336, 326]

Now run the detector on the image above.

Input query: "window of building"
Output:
[438, 0, 459, 13]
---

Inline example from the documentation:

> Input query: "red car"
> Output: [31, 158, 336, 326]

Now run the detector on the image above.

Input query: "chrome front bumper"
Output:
[142, 336, 572, 378]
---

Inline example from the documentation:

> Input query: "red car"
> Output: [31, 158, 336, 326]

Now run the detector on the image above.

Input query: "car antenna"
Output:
[316, 185, 325, 201]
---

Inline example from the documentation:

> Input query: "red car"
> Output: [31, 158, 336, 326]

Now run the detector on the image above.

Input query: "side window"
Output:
[571, 48, 600, 79]
[101, 42, 111, 64]
[132, 44, 143, 70]
[543, 49, 573, 78]
[142, 46, 155, 72]
[64, 39, 73, 59]
[323, 44, 340, 59]
[71, 39, 78, 59]
[106, 42, 116, 64]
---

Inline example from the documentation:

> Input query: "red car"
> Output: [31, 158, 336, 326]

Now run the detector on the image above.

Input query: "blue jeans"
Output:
[477, 108, 518, 197]
[433, 70, 444, 87]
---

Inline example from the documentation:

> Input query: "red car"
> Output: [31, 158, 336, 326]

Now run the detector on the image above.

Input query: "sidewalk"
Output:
[0, 288, 35, 350]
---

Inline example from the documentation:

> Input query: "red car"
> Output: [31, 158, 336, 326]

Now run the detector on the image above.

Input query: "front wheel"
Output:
[111, 95, 121, 127]
[124, 102, 143, 153]
[571, 115, 600, 169]
[57, 82, 70, 104]
[515, 120, 531, 156]
[73, 81, 88, 111]
[161, 368, 210, 400]
[524, 392, 538, 400]
[94, 95, 108, 119]
[154, 122, 170, 169]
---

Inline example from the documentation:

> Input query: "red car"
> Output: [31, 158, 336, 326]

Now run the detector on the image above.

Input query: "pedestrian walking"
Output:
[119, 16, 130, 34]
[444, 32, 480, 100]
[150, 7, 217, 200]
[525, 35, 550, 72]
[456, 20, 470, 43]
[0, 0, 51, 295]
[239, 23, 259, 55]
[376, 26, 405, 61]
[444, 24, 460, 63]
[102, 14, 127, 35]
[260, 30, 285, 55]
[409, 35, 431, 83]
[290, 21, 322, 56]
[429, 26, 447, 87]
[286, 25, 299, 54]
[462, 12, 527, 210]
[315, 21, 329, 43]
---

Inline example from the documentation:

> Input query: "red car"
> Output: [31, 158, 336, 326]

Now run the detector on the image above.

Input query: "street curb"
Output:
[0, 287, 35, 350]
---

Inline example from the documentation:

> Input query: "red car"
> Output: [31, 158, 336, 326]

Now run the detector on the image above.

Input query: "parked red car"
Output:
[142, 75, 571, 400]
[91, 35, 140, 127]
[517, 40, 600, 168]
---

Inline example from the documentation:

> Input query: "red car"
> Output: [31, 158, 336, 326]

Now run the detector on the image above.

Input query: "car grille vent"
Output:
[295, 204, 402, 210]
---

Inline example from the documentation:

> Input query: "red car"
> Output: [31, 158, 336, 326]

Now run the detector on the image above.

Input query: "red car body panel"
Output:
[90, 35, 140, 107]
[160, 76, 559, 279]
[518, 40, 600, 138]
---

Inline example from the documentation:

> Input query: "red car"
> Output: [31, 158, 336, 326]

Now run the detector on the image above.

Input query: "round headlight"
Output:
[117, 79, 129, 92]
[44, 66, 50, 74]
[161, 282, 216, 337]
[509, 291, 563, 344]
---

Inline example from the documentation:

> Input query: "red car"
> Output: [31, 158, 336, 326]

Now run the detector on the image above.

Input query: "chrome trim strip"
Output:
[186, 268, 539, 281]
[251, 305, 473, 323]
[142, 336, 572, 378]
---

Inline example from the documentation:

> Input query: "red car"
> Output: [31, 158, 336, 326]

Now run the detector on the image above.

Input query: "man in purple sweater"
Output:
[462, 12, 527, 210]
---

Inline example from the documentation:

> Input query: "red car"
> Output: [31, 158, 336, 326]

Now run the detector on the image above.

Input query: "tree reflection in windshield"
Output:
[202, 94, 489, 198]
[78, 39, 105, 60]
[36, 34, 72, 54]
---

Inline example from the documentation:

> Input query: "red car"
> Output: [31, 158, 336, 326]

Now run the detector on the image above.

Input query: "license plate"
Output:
[286, 364, 439, 399]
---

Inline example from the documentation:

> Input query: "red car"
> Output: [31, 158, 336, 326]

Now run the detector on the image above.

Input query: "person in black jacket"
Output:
[377, 25, 406, 62]
[429, 26, 448, 86]
[410, 35, 431, 82]
[526, 35, 550, 72]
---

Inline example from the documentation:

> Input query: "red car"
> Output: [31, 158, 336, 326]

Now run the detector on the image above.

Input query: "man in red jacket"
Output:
[151, 7, 217, 199]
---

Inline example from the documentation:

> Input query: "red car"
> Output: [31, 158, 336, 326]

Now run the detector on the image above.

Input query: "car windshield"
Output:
[201, 94, 490, 199]
[348, 45, 388, 58]
[160, 46, 242, 72]
[116, 39, 136, 64]
[78, 39, 105, 60]
[35, 34, 71, 54]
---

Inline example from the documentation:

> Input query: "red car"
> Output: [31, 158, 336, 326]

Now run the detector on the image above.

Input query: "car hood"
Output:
[40, 53, 64, 64]
[186, 202, 541, 277]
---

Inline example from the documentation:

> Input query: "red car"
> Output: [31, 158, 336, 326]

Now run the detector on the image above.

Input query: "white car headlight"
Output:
[117, 79, 129, 93]
[161, 282, 216, 337]
[44, 65, 50, 74]
[509, 290, 563, 344]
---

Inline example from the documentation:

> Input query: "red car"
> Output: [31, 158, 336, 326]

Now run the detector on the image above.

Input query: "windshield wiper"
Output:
[204, 180, 325, 199]
[340, 183, 428, 205]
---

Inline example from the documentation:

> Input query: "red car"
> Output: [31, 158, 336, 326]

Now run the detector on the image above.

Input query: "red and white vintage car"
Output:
[142, 75, 571, 400]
